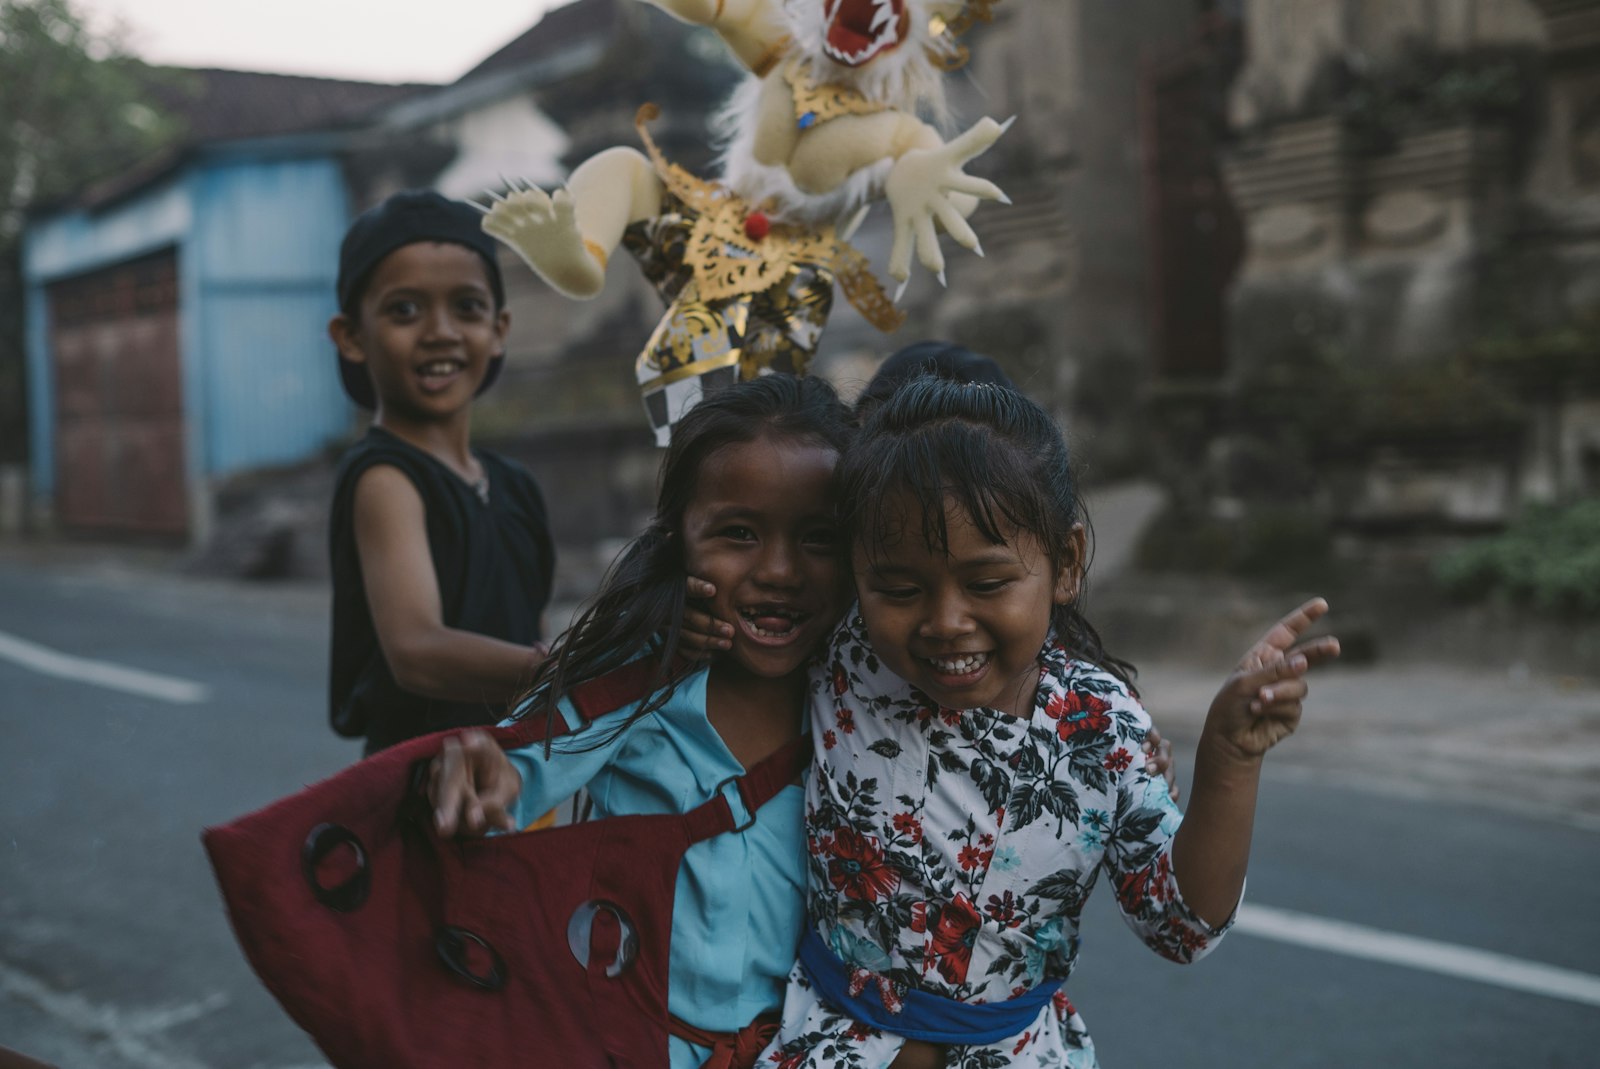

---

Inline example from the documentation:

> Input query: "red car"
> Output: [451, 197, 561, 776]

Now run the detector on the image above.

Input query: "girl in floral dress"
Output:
[761, 377, 1339, 1069]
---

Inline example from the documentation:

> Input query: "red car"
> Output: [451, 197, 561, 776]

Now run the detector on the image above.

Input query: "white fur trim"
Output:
[714, 79, 894, 225]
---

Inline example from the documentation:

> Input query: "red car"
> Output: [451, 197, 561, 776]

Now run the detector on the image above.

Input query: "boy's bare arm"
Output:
[353, 466, 547, 704]
[1170, 600, 1340, 928]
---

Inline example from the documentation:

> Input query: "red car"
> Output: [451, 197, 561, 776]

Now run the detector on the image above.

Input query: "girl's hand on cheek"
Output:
[1141, 725, 1180, 801]
[681, 576, 733, 658]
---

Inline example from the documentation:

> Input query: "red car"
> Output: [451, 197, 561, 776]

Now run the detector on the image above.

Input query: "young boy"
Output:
[326, 190, 555, 755]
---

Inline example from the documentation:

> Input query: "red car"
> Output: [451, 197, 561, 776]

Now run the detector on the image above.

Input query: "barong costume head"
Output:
[481, 0, 1008, 444]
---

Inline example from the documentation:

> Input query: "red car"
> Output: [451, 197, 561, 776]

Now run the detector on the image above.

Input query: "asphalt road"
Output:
[1, 555, 1596, 1068]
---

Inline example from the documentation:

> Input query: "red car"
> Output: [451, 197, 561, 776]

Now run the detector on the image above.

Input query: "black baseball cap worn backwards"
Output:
[334, 189, 508, 409]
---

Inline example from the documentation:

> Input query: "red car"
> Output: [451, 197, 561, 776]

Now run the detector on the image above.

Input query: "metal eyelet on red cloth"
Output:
[203, 675, 815, 1069]
[300, 823, 370, 912]
[434, 925, 507, 991]
[567, 899, 639, 978]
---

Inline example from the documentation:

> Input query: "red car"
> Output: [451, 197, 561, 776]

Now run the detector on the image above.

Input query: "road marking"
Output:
[1238, 903, 1600, 1008]
[0, 960, 225, 1069]
[0, 629, 209, 704]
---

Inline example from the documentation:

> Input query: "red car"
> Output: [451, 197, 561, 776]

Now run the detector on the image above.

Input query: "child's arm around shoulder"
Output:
[353, 465, 548, 702]
[1172, 598, 1341, 928]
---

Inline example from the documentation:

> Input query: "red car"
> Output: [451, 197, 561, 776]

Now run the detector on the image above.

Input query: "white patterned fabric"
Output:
[762, 610, 1237, 1069]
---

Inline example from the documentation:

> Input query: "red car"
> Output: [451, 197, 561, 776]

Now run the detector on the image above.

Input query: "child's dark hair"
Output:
[854, 340, 1015, 423]
[335, 189, 507, 319]
[518, 374, 856, 746]
[838, 375, 1135, 687]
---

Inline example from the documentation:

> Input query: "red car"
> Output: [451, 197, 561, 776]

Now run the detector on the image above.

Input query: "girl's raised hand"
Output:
[1206, 599, 1341, 762]
[429, 729, 522, 837]
[1237, 597, 1341, 678]
[681, 576, 733, 658]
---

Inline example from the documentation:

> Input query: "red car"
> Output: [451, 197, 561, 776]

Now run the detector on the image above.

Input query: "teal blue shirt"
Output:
[504, 667, 807, 1069]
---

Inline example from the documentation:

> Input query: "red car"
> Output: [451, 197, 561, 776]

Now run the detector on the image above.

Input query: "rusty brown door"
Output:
[49, 250, 188, 538]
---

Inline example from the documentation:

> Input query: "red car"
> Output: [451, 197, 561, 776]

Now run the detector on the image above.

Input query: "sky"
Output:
[73, 0, 575, 84]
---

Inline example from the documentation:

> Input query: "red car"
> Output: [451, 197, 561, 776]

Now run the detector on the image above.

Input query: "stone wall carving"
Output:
[1211, 0, 1600, 530]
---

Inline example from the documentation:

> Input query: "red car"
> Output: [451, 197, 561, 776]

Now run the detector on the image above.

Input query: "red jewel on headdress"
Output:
[744, 212, 771, 241]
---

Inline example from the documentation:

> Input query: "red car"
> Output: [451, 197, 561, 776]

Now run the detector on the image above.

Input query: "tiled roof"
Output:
[62, 68, 434, 211]
[458, 0, 620, 83]
[150, 68, 434, 144]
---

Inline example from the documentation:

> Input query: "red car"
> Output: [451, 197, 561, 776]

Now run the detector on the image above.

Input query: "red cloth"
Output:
[668, 1013, 781, 1069]
[203, 663, 807, 1069]
[0, 1046, 59, 1069]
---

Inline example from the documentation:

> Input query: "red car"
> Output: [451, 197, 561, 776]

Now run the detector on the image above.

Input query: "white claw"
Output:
[467, 199, 491, 214]
[841, 204, 871, 242]
[999, 115, 1017, 133]
[485, 188, 506, 202]
[499, 172, 515, 193]
[997, 192, 1013, 206]
[972, 241, 985, 258]
[936, 269, 947, 289]
[894, 276, 910, 303]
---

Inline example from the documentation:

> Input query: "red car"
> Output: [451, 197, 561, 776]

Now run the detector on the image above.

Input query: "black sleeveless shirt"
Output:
[328, 427, 555, 754]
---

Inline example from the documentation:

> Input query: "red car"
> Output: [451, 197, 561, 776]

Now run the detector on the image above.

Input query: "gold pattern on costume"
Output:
[631, 105, 901, 330]
[685, 197, 838, 302]
[831, 242, 906, 333]
[634, 105, 721, 213]
[623, 105, 905, 441]
[785, 60, 889, 127]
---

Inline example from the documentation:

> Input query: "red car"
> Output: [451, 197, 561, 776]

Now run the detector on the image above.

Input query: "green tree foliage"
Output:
[0, 0, 184, 463]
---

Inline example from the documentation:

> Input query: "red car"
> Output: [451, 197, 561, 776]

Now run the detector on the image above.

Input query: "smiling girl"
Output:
[428, 374, 855, 1069]
[760, 376, 1339, 1069]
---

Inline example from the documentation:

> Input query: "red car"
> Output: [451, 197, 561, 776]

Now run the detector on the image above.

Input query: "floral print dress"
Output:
[762, 612, 1236, 1069]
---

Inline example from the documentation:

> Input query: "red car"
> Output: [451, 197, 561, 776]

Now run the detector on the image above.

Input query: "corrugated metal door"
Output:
[49, 250, 188, 537]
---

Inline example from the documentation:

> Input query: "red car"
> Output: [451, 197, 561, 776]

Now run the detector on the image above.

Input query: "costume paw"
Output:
[480, 184, 584, 264]
[479, 185, 604, 298]
[885, 116, 1013, 284]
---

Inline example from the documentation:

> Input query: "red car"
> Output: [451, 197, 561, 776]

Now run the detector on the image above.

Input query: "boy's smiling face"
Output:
[682, 432, 848, 683]
[854, 492, 1081, 718]
[330, 241, 508, 422]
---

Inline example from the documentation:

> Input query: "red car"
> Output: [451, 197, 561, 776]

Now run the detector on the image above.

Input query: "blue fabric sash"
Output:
[797, 928, 1063, 1045]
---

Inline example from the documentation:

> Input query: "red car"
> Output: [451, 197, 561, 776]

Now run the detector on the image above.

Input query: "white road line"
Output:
[0, 629, 210, 704]
[0, 960, 225, 1069]
[1238, 903, 1600, 1008]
